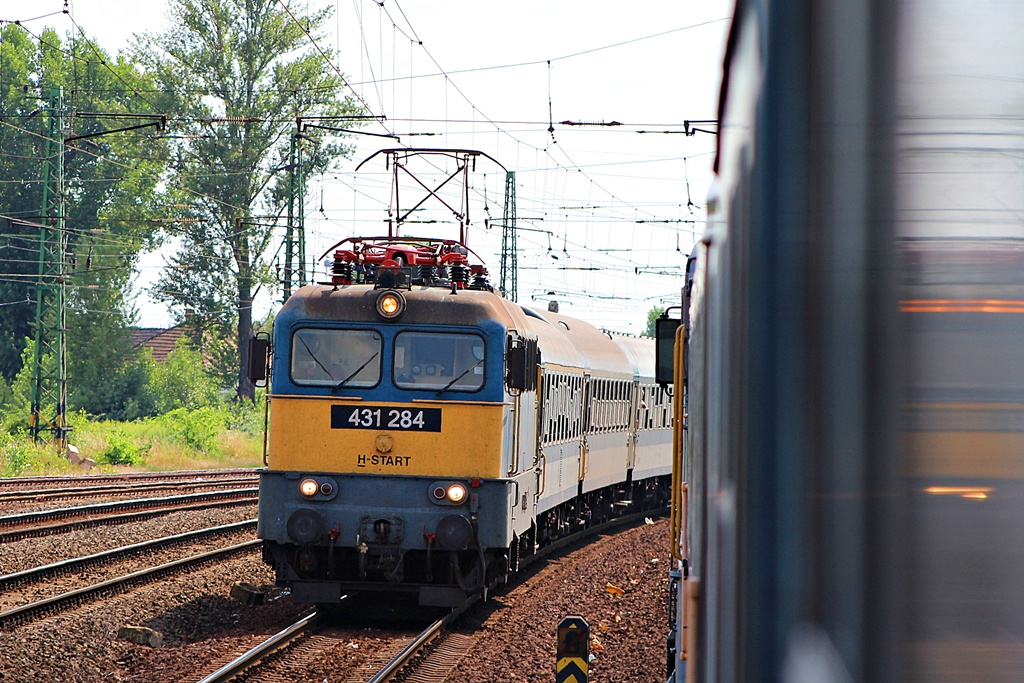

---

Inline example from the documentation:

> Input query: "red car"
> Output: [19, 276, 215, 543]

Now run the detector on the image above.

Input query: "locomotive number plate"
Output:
[331, 405, 442, 432]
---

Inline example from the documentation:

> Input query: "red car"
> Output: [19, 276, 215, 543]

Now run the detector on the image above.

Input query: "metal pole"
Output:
[30, 85, 68, 450]
[500, 171, 517, 301]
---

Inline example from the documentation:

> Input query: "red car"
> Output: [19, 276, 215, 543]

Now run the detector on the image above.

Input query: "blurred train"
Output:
[250, 236, 672, 607]
[661, 0, 1024, 681]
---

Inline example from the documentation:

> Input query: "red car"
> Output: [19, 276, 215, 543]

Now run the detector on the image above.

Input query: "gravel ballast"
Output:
[0, 506, 673, 682]
[442, 518, 672, 683]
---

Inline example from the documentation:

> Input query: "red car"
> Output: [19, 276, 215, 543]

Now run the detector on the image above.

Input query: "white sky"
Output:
[27, 0, 730, 332]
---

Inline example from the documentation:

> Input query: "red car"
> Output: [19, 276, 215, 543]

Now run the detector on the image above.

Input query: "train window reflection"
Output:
[291, 328, 382, 387]
[393, 331, 485, 392]
[924, 486, 994, 500]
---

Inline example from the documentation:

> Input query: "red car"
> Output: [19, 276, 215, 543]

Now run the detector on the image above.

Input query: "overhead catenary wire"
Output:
[12, 0, 723, 334]
[378, 0, 667, 223]
[275, 0, 392, 137]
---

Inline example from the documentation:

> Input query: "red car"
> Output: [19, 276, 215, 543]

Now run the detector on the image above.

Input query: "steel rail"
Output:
[366, 510, 666, 682]
[366, 605, 469, 683]
[0, 498, 257, 544]
[0, 488, 258, 527]
[0, 519, 257, 590]
[0, 469, 259, 490]
[0, 488, 258, 542]
[0, 477, 257, 504]
[195, 610, 325, 683]
[0, 539, 261, 628]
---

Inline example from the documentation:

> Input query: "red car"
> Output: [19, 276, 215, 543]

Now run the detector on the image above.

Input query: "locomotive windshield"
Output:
[393, 331, 485, 391]
[290, 329, 382, 387]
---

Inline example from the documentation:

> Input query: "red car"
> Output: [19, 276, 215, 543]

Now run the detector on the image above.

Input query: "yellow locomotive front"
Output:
[256, 276, 542, 607]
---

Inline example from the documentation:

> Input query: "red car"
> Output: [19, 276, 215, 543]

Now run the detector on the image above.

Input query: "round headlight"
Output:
[376, 290, 406, 319]
[432, 486, 447, 500]
[446, 483, 468, 504]
[287, 508, 325, 544]
[436, 514, 473, 551]
[299, 478, 319, 497]
[319, 481, 334, 496]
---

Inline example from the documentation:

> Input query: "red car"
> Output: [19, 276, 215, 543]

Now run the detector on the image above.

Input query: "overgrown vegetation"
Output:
[1, 400, 265, 475]
[0, 1, 361, 475]
[0, 430, 77, 477]
[0, 335, 267, 475]
[101, 429, 149, 466]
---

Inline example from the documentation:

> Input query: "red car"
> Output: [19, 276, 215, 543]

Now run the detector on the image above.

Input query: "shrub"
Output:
[0, 430, 32, 476]
[1, 339, 46, 430]
[223, 389, 266, 438]
[160, 407, 225, 453]
[101, 429, 149, 466]
[150, 339, 221, 413]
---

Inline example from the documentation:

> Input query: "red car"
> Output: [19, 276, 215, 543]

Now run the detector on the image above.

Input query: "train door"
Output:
[508, 374, 539, 477]
[506, 331, 540, 479]
[536, 368, 551, 507]
[628, 381, 641, 470]
[579, 374, 591, 483]
[508, 383, 523, 476]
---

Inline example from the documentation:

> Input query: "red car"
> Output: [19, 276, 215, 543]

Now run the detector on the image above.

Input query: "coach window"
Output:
[291, 329, 382, 387]
[393, 331, 485, 392]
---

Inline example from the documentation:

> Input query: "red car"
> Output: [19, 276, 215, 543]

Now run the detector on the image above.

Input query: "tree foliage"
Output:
[135, 0, 364, 399]
[0, 339, 45, 430]
[644, 306, 665, 337]
[0, 24, 167, 419]
[149, 338, 221, 413]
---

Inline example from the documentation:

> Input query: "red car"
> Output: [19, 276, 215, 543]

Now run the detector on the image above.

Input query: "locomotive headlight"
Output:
[299, 478, 319, 497]
[376, 290, 406, 320]
[429, 480, 469, 505]
[287, 508, 325, 545]
[446, 483, 468, 504]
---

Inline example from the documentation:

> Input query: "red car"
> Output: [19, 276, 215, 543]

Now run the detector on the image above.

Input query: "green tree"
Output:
[644, 306, 665, 337]
[135, 0, 364, 400]
[0, 24, 167, 418]
[149, 338, 220, 412]
[70, 330, 157, 420]
[0, 26, 39, 378]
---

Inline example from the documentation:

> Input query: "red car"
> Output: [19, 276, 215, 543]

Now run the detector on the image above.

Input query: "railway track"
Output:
[0, 519, 257, 596]
[0, 469, 259, 492]
[192, 510, 662, 682]
[0, 476, 257, 506]
[0, 538, 261, 629]
[0, 488, 258, 542]
[196, 602, 451, 683]
[197, 610, 328, 683]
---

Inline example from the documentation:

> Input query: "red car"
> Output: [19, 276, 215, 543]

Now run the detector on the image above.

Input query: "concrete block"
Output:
[230, 581, 266, 605]
[117, 625, 162, 647]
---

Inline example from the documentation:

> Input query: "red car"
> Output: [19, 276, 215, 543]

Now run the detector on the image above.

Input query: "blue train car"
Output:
[663, 0, 1024, 681]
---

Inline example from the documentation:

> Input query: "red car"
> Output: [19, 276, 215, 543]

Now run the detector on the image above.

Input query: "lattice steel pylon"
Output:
[282, 131, 306, 301]
[499, 171, 517, 301]
[29, 85, 69, 449]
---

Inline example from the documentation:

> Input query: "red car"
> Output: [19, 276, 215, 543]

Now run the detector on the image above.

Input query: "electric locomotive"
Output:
[251, 240, 672, 607]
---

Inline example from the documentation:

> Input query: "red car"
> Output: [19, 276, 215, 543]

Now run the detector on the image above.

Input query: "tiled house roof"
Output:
[130, 326, 194, 363]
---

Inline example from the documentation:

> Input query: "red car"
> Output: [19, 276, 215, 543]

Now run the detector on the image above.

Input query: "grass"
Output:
[1, 405, 265, 477]
[0, 434, 79, 477]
